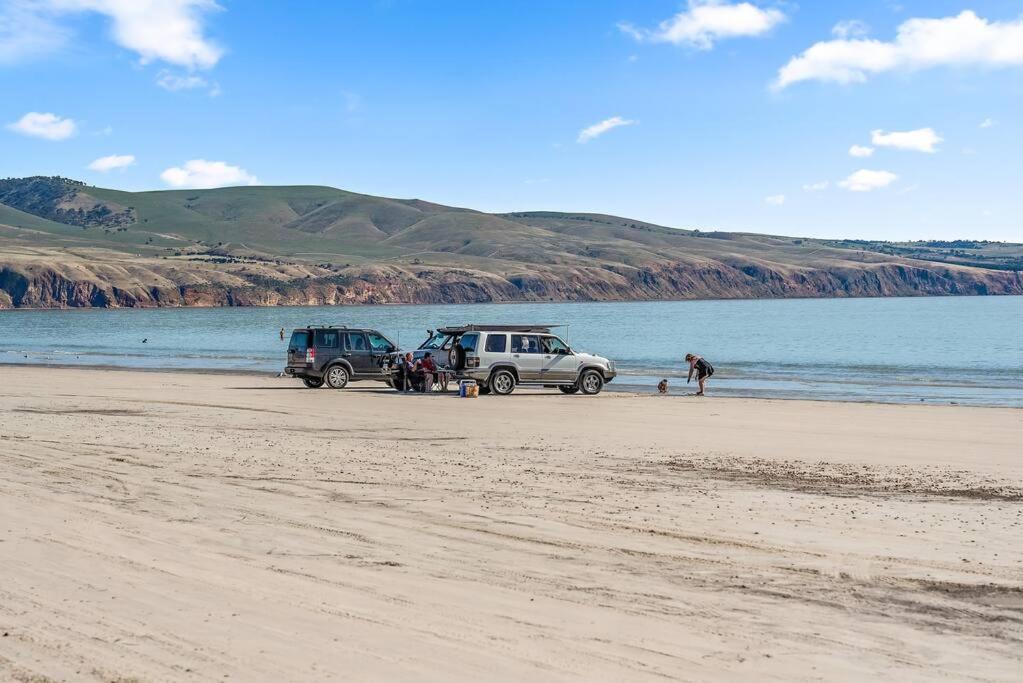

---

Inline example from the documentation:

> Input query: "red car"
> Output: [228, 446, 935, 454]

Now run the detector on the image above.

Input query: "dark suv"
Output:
[285, 326, 398, 389]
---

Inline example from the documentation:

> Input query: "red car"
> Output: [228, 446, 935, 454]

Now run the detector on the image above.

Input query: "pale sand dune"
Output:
[0, 366, 1020, 681]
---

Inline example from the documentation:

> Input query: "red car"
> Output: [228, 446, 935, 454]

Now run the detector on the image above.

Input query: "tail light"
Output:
[306, 348, 316, 364]
[466, 355, 480, 368]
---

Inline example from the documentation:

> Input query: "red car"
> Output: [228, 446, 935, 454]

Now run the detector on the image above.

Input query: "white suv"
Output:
[417, 325, 617, 395]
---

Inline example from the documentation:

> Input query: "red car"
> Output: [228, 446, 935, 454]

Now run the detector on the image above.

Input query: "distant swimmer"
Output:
[685, 353, 714, 396]
[142, 338, 148, 344]
[279, 327, 285, 341]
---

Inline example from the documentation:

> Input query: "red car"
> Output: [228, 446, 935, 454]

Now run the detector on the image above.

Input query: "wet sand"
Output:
[0, 366, 1021, 681]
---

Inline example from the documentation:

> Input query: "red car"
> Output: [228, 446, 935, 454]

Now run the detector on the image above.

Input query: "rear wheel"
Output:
[325, 365, 349, 389]
[579, 369, 604, 395]
[558, 385, 579, 394]
[490, 369, 516, 396]
[303, 377, 324, 389]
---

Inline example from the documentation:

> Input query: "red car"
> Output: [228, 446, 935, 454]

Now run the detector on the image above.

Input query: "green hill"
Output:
[0, 176, 1020, 308]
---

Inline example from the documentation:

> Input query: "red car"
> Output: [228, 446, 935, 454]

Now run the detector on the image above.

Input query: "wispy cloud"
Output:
[161, 159, 259, 189]
[848, 144, 874, 157]
[6, 111, 77, 140]
[0, 0, 69, 63]
[839, 169, 898, 192]
[764, 194, 786, 205]
[775, 11, 1023, 89]
[619, 1, 785, 50]
[156, 69, 221, 96]
[0, 0, 223, 70]
[577, 116, 636, 144]
[871, 127, 942, 153]
[831, 20, 870, 39]
[802, 181, 829, 192]
[980, 117, 996, 129]
[88, 154, 135, 172]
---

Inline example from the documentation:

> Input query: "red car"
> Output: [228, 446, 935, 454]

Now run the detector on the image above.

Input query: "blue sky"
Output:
[1, 1, 1021, 241]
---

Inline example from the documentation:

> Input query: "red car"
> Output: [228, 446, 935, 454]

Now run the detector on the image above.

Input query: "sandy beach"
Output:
[0, 365, 1020, 681]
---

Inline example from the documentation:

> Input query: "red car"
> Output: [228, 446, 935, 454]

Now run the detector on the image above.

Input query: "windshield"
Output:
[419, 331, 449, 350]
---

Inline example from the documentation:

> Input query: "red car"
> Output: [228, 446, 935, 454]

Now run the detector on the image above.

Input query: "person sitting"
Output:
[421, 352, 438, 392]
[403, 352, 426, 392]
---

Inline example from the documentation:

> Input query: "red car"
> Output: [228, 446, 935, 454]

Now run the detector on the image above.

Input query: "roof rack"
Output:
[437, 324, 564, 334]
[306, 324, 349, 329]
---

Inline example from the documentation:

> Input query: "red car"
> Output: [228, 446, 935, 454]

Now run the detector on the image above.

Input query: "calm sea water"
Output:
[1, 297, 1021, 406]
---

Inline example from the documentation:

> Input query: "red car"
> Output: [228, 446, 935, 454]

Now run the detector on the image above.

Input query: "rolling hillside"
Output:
[0, 176, 1020, 308]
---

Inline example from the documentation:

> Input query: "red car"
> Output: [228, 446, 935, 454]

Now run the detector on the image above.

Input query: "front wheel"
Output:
[303, 377, 324, 389]
[579, 369, 604, 395]
[325, 365, 349, 389]
[558, 385, 579, 394]
[490, 369, 516, 396]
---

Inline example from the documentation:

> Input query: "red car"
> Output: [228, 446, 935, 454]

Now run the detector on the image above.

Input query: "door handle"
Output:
[342, 353, 352, 357]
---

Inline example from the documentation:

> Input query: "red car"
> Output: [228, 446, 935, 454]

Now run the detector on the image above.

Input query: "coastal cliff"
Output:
[2, 258, 1019, 309]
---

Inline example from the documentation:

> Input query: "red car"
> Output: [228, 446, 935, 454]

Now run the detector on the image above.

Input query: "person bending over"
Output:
[685, 353, 714, 396]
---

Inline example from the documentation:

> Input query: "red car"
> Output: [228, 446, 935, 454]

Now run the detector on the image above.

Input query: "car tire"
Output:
[325, 365, 349, 389]
[449, 344, 466, 371]
[490, 369, 516, 396]
[558, 385, 579, 394]
[303, 377, 324, 389]
[579, 369, 604, 395]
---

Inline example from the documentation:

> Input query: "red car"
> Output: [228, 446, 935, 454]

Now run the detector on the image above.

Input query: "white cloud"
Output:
[619, 0, 785, 50]
[88, 154, 135, 171]
[577, 116, 636, 143]
[1, 0, 222, 69]
[802, 180, 829, 191]
[871, 127, 942, 153]
[980, 117, 996, 128]
[775, 10, 1023, 89]
[764, 194, 786, 205]
[832, 20, 870, 39]
[160, 159, 259, 189]
[6, 111, 77, 140]
[849, 144, 874, 157]
[839, 169, 898, 192]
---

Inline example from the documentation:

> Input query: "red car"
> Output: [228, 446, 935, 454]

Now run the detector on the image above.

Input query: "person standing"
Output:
[685, 353, 714, 396]
[279, 327, 285, 341]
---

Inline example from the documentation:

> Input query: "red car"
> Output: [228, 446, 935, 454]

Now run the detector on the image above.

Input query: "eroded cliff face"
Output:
[1, 258, 1020, 309]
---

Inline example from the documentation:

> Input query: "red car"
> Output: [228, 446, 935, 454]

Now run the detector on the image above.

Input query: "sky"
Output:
[1, 0, 1021, 241]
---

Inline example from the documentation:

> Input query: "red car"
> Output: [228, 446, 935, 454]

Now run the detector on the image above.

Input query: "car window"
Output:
[460, 333, 479, 352]
[366, 332, 393, 352]
[289, 331, 310, 352]
[346, 333, 368, 351]
[420, 331, 448, 350]
[511, 334, 541, 354]
[542, 336, 571, 354]
[485, 333, 507, 353]
[313, 330, 339, 348]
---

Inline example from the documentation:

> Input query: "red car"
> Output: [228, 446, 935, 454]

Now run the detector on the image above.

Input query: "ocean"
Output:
[1, 296, 1021, 406]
